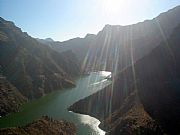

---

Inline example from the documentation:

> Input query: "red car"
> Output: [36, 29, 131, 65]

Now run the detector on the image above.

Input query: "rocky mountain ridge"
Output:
[0, 17, 80, 100]
[39, 6, 180, 73]
[68, 20, 180, 135]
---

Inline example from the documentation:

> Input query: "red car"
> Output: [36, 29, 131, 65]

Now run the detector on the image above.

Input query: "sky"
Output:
[0, 0, 179, 41]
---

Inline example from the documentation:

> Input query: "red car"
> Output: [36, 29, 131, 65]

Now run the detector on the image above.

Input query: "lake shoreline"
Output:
[69, 111, 106, 135]
[0, 71, 111, 135]
[67, 88, 109, 132]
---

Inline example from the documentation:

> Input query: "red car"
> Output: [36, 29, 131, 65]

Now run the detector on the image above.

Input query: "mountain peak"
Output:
[45, 38, 54, 42]
[102, 24, 123, 32]
[85, 34, 96, 39]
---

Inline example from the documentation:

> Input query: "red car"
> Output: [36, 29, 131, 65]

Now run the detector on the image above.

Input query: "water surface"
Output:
[0, 71, 111, 135]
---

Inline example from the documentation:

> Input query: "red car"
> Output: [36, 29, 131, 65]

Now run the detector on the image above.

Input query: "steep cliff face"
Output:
[0, 77, 27, 116]
[45, 6, 180, 72]
[134, 24, 180, 135]
[0, 116, 76, 135]
[69, 24, 180, 135]
[0, 17, 80, 99]
[85, 6, 180, 72]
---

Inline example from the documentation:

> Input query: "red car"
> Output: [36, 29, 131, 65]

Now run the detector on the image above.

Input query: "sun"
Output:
[102, 0, 125, 13]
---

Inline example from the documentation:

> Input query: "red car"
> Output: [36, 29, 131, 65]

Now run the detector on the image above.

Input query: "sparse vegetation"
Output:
[0, 116, 76, 135]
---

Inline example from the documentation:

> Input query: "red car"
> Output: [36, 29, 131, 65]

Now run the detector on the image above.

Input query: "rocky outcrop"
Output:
[105, 103, 163, 135]
[69, 24, 180, 135]
[0, 77, 27, 116]
[0, 116, 76, 135]
[0, 17, 80, 99]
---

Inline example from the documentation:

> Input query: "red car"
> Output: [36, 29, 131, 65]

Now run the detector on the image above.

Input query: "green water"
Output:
[0, 71, 111, 135]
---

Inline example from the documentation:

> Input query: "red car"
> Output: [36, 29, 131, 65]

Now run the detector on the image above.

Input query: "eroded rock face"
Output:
[0, 116, 76, 135]
[0, 77, 27, 116]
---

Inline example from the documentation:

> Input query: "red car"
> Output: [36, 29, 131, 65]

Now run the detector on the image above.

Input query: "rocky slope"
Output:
[0, 77, 27, 116]
[37, 34, 96, 72]
[0, 17, 80, 99]
[69, 23, 180, 135]
[0, 116, 76, 135]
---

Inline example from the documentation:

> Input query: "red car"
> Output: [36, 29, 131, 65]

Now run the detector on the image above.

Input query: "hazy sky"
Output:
[0, 0, 179, 41]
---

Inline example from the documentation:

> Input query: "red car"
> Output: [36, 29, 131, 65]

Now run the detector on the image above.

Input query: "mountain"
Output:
[91, 5, 180, 72]
[43, 6, 180, 73]
[1, 5, 180, 135]
[69, 23, 180, 135]
[44, 38, 54, 42]
[0, 77, 27, 116]
[37, 34, 96, 71]
[0, 116, 76, 135]
[0, 17, 80, 99]
[36, 38, 55, 47]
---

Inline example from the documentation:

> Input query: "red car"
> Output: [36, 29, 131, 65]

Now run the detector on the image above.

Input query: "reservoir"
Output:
[0, 71, 111, 135]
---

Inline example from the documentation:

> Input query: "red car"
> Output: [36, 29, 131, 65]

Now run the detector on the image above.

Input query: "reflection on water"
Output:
[99, 71, 111, 77]
[90, 79, 107, 85]
[70, 112, 106, 135]
[0, 71, 111, 135]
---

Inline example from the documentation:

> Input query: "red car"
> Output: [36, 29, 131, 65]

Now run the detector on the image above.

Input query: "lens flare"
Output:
[102, 0, 126, 13]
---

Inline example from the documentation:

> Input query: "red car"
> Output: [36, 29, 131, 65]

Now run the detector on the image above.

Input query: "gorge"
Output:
[0, 5, 180, 135]
[0, 71, 111, 135]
